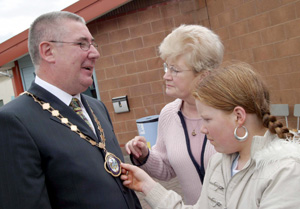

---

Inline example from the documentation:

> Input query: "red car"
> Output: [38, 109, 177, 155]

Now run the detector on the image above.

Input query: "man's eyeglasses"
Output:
[49, 40, 98, 51]
[163, 62, 193, 76]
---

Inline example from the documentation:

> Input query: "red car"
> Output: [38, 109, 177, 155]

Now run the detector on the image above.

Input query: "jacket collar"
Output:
[27, 82, 98, 141]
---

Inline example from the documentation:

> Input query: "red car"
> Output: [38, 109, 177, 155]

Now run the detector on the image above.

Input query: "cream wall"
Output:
[0, 76, 14, 105]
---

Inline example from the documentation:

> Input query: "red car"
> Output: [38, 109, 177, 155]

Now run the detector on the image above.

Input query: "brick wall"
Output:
[88, 0, 209, 147]
[88, 0, 300, 147]
[208, 0, 300, 130]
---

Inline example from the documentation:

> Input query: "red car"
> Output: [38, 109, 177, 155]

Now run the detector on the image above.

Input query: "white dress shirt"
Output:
[35, 76, 96, 134]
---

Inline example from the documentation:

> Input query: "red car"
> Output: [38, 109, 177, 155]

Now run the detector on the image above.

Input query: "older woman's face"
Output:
[163, 55, 196, 100]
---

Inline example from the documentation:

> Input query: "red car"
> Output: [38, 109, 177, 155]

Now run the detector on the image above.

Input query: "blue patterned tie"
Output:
[70, 98, 92, 128]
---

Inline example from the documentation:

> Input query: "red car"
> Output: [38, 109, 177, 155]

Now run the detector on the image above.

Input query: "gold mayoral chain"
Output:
[23, 91, 122, 177]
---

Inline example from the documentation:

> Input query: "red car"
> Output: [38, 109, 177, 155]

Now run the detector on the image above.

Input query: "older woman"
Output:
[121, 62, 300, 209]
[125, 24, 224, 204]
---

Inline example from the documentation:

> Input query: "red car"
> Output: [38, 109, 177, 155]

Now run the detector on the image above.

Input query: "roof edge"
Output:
[0, 0, 132, 67]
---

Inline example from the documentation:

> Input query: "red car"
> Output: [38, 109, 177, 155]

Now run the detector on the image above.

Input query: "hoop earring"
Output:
[234, 126, 248, 141]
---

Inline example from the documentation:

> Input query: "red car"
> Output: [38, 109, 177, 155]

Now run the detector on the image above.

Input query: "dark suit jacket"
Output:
[0, 83, 141, 209]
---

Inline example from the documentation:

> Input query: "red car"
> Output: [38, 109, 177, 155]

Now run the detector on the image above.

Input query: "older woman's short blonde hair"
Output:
[159, 24, 224, 73]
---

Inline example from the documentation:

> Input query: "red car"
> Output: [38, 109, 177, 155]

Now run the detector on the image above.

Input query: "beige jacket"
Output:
[145, 131, 300, 209]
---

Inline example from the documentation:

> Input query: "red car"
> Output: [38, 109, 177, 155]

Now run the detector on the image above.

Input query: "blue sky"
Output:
[0, 0, 79, 43]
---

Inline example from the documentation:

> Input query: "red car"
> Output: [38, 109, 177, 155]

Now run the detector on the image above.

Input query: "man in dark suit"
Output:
[0, 11, 141, 209]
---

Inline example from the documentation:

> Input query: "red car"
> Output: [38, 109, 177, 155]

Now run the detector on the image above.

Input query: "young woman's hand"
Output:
[120, 163, 156, 195]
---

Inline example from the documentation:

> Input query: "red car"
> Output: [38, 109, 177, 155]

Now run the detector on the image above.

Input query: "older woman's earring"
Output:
[234, 126, 248, 141]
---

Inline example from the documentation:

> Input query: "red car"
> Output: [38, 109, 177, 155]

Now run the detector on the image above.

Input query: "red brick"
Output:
[113, 51, 135, 65]
[174, 12, 196, 26]
[142, 93, 165, 106]
[253, 45, 276, 62]
[229, 20, 249, 38]
[240, 31, 262, 49]
[269, 4, 296, 26]
[285, 19, 300, 39]
[122, 38, 143, 52]
[264, 75, 280, 91]
[235, 1, 257, 20]
[294, 88, 300, 104]
[281, 0, 297, 4]
[105, 65, 126, 79]
[143, 32, 167, 48]
[128, 96, 143, 108]
[206, 0, 225, 17]
[231, 49, 254, 63]
[218, 10, 236, 27]
[256, 0, 284, 13]
[96, 56, 114, 69]
[134, 47, 157, 61]
[210, 15, 220, 30]
[138, 7, 161, 24]
[110, 88, 130, 98]
[252, 62, 266, 76]
[126, 120, 139, 132]
[103, 101, 114, 114]
[261, 25, 286, 44]
[118, 75, 139, 88]
[98, 78, 119, 91]
[134, 106, 156, 119]
[223, 37, 241, 53]
[179, 0, 198, 14]
[87, 23, 98, 35]
[248, 13, 271, 33]
[290, 55, 300, 73]
[264, 57, 292, 75]
[198, 0, 207, 8]
[154, 103, 166, 113]
[101, 42, 122, 56]
[151, 18, 175, 33]
[279, 72, 300, 89]
[223, 0, 244, 11]
[130, 23, 152, 38]
[160, 2, 180, 18]
[109, 28, 130, 43]
[99, 91, 110, 102]
[114, 111, 135, 122]
[117, 13, 139, 29]
[95, 33, 109, 45]
[138, 70, 161, 83]
[97, 19, 118, 33]
[125, 61, 148, 74]
[274, 37, 300, 58]
[215, 27, 230, 41]
[130, 84, 152, 96]
[113, 121, 127, 133]
[95, 69, 106, 81]
[147, 57, 164, 70]
[296, 1, 300, 17]
[117, 131, 137, 145]
[151, 80, 165, 94]
[194, 7, 209, 21]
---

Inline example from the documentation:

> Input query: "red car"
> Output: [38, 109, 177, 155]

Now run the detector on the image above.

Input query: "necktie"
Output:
[70, 98, 92, 128]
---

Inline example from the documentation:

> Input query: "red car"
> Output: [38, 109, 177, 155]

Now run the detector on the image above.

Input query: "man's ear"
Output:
[233, 106, 246, 125]
[39, 41, 55, 63]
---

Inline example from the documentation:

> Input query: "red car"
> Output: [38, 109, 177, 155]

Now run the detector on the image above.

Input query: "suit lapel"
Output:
[28, 82, 98, 141]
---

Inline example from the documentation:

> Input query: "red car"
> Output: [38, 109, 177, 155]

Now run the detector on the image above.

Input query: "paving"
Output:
[124, 155, 183, 209]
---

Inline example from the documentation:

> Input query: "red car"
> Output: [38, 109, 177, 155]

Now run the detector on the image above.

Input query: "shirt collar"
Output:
[35, 76, 81, 106]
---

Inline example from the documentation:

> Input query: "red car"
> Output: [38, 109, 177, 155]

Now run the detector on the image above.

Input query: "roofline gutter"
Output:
[0, 0, 131, 67]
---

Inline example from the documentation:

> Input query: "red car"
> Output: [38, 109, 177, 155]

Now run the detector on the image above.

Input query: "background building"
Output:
[1, 0, 300, 150]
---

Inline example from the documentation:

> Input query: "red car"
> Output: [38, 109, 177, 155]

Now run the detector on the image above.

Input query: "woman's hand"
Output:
[125, 136, 149, 160]
[121, 163, 156, 195]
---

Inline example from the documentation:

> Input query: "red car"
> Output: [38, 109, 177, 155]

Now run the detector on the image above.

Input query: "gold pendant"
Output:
[192, 129, 197, 136]
[104, 152, 122, 177]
